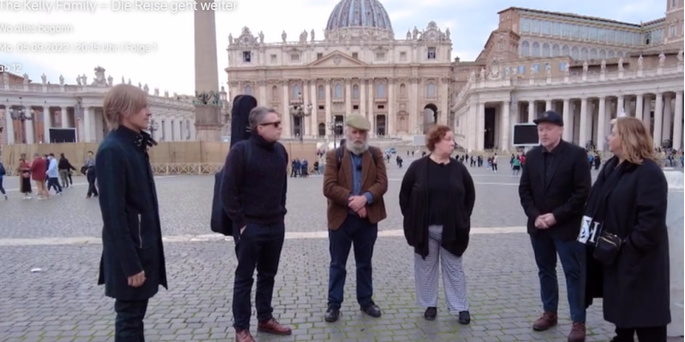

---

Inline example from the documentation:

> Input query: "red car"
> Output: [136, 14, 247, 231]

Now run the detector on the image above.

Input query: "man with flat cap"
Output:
[518, 110, 591, 342]
[322, 114, 388, 322]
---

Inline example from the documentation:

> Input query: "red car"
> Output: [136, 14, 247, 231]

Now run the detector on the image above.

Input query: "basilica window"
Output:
[426, 83, 436, 98]
[317, 85, 325, 99]
[542, 43, 550, 57]
[270, 54, 277, 63]
[427, 47, 436, 60]
[672, 0, 678, 8]
[376, 83, 386, 99]
[244, 85, 253, 95]
[517, 65, 525, 74]
[520, 18, 530, 33]
[400, 84, 407, 99]
[161, 120, 165, 141]
[580, 47, 588, 61]
[531, 42, 540, 57]
[271, 85, 279, 101]
[352, 52, 358, 59]
[400, 52, 407, 61]
[571, 46, 579, 59]
[375, 52, 386, 61]
[290, 53, 300, 62]
[562, 45, 570, 57]
[590, 48, 597, 60]
[520, 41, 529, 56]
[292, 84, 301, 100]
[317, 53, 323, 60]
[352, 84, 360, 99]
[599, 49, 606, 59]
[333, 83, 343, 99]
[531, 64, 539, 73]
[242, 51, 251, 63]
[552, 44, 560, 57]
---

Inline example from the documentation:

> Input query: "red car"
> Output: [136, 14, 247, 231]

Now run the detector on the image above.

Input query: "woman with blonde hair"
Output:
[581, 117, 670, 342]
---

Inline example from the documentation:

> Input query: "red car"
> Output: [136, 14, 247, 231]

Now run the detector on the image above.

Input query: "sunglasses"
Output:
[259, 121, 282, 128]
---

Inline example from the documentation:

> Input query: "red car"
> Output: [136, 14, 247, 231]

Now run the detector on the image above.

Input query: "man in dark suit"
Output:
[518, 110, 591, 342]
[322, 115, 388, 323]
[96, 84, 167, 342]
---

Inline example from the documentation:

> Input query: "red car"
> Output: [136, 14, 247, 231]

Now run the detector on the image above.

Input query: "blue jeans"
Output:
[114, 299, 148, 342]
[530, 232, 586, 323]
[232, 221, 285, 330]
[327, 215, 378, 308]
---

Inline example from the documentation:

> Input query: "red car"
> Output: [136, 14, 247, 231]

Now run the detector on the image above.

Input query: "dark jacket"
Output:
[584, 157, 670, 328]
[518, 140, 592, 240]
[399, 156, 476, 257]
[58, 157, 76, 171]
[96, 127, 167, 300]
[220, 134, 288, 231]
[323, 146, 388, 230]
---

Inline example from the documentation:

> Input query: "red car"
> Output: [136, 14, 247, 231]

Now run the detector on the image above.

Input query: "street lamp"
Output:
[289, 92, 312, 139]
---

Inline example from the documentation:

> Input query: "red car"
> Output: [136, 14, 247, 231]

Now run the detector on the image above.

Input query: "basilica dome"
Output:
[325, 0, 393, 33]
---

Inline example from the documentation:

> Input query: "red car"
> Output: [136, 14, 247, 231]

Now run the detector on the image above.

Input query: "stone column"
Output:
[61, 106, 69, 128]
[4, 107, 14, 144]
[674, 91, 683, 149]
[579, 97, 588, 149]
[562, 99, 572, 141]
[409, 78, 418, 134]
[368, 80, 375, 136]
[303, 80, 311, 138]
[325, 80, 332, 139]
[662, 94, 673, 144]
[258, 81, 267, 108]
[281, 81, 291, 138]
[468, 102, 477, 152]
[345, 79, 352, 117]
[360, 80, 366, 121]
[545, 99, 552, 111]
[309, 80, 317, 138]
[528, 100, 535, 122]
[387, 79, 395, 136]
[654, 93, 663, 148]
[643, 96, 652, 133]
[616, 95, 624, 116]
[42, 106, 50, 143]
[635, 94, 644, 122]
[84, 106, 92, 142]
[476, 102, 485, 151]
[500, 101, 510, 152]
[25, 117, 35, 144]
[597, 97, 607, 151]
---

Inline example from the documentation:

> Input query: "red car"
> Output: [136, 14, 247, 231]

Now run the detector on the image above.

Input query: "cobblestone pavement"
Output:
[0, 158, 682, 341]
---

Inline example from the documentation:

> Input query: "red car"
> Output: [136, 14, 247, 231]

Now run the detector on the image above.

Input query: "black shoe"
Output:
[458, 311, 471, 325]
[424, 307, 437, 320]
[324, 306, 340, 323]
[360, 303, 382, 318]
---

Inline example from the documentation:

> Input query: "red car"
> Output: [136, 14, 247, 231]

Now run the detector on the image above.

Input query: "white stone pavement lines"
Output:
[0, 226, 528, 246]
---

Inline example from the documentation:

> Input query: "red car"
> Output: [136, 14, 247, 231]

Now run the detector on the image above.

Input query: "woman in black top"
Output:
[399, 125, 476, 324]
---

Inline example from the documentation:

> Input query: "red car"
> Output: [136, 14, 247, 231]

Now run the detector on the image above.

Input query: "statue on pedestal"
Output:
[658, 52, 666, 67]
[545, 63, 551, 77]
[259, 31, 264, 44]
[299, 30, 308, 43]
[143, 84, 149, 93]
[154, 88, 159, 96]
[81, 75, 87, 85]
[228, 33, 233, 45]
[281, 30, 287, 42]
[479, 67, 486, 80]
[41, 73, 47, 84]
[406, 30, 411, 40]
[76, 75, 82, 86]
[445, 28, 450, 40]
[107, 75, 113, 86]
[412, 27, 419, 40]
[582, 60, 589, 73]
[164, 90, 169, 97]
[59, 75, 64, 85]
[618, 57, 624, 71]
[564, 63, 570, 76]
[600, 59, 606, 72]
[310, 29, 315, 41]
[638, 55, 644, 70]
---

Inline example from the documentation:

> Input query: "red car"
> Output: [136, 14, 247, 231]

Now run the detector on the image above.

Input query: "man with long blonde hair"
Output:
[96, 84, 167, 342]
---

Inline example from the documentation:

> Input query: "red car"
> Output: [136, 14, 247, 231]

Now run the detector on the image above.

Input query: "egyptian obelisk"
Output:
[193, 0, 222, 141]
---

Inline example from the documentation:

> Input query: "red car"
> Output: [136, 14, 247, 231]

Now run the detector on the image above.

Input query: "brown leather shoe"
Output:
[568, 322, 586, 342]
[257, 318, 292, 335]
[235, 329, 255, 342]
[532, 312, 558, 331]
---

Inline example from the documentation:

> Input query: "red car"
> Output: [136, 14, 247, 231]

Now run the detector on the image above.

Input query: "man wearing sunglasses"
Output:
[220, 106, 290, 342]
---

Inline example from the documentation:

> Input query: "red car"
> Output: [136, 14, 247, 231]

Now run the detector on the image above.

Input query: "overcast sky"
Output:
[0, 0, 666, 95]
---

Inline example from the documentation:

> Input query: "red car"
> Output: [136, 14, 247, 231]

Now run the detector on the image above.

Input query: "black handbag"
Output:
[593, 231, 623, 265]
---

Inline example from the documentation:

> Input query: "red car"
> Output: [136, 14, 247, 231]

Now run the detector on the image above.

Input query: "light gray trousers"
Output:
[414, 225, 469, 312]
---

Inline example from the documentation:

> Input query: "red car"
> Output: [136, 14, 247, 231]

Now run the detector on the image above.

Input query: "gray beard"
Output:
[346, 141, 369, 155]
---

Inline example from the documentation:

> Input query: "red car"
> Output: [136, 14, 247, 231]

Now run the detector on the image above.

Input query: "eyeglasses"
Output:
[259, 121, 282, 128]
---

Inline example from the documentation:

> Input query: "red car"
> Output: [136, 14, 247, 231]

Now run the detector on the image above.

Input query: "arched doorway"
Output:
[318, 123, 326, 137]
[423, 103, 438, 133]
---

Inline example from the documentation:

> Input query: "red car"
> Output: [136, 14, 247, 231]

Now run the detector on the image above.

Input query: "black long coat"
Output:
[96, 127, 167, 300]
[399, 156, 476, 257]
[584, 157, 670, 328]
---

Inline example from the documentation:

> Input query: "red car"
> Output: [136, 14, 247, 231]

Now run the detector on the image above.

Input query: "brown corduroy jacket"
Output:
[323, 146, 388, 230]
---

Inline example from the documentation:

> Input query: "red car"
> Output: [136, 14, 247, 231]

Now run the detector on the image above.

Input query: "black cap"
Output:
[533, 110, 563, 126]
